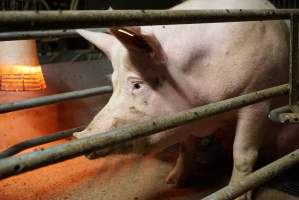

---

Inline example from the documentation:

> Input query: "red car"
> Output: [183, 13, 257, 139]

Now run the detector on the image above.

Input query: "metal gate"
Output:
[0, 8, 298, 200]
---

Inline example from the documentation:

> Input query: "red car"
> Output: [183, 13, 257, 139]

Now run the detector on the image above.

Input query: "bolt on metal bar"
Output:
[279, 112, 299, 123]
[289, 14, 299, 112]
[0, 85, 112, 114]
[0, 28, 107, 41]
[0, 126, 85, 159]
[202, 148, 299, 200]
[0, 9, 295, 32]
[0, 84, 288, 180]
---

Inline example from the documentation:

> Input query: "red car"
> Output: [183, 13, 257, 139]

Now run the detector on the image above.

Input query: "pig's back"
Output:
[142, 0, 289, 101]
[173, 0, 275, 10]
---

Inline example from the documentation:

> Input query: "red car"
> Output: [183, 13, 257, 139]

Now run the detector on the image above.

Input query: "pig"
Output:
[74, 0, 294, 199]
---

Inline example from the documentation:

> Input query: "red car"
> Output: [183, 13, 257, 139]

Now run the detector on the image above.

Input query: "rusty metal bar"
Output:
[289, 14, 299, 112]
[0, 126, 85, 159]
[279, 112, 299, 123]
[0, 85, 112, 114]
[0, 28, 107, 41]
[0, 9, 296, 32]
[0, 29, 77, 41]
[268, 105, 291, 123]
[202, 148, 299, 200]
[269, 14, 299, 124]
[0, 84, 288, 180]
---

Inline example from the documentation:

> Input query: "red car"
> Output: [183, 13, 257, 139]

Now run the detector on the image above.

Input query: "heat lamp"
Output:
[0, 40, 46, 91]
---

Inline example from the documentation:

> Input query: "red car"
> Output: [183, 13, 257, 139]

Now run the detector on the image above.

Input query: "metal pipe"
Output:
[0, 28, 107, 41]
[202, 148, 299, 200]
[268, 105, 291, 123]
[0, 84, 288, 180]
[289, 14, 299, 112]
[0, 9, 295, 32]
[278, 112, 299, 123]
[0, 85, 112, 114]
[0, 126, 85, 159]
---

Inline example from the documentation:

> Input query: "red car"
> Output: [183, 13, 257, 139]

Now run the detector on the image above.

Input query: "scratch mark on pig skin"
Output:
[225, 50, 230, 55]
[129, 106, 146, 116]
[111, 117, 130, 128]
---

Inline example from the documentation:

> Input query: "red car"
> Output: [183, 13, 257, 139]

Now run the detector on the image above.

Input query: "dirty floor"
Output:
[0, 138, 299, 200]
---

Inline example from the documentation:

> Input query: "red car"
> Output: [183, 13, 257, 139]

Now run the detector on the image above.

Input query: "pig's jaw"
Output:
[74, 130, 151, 159]
[86, 138, 152, 159]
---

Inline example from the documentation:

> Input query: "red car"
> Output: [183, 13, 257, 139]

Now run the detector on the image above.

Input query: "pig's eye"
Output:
[131, 81, 143, 93]
[133, 83, 141, 90]
[127, 77, 145, 95]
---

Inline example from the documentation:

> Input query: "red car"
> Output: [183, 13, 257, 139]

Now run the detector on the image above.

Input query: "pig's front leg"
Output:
[230, 102, 269, 200]
[166, 135, 197, 187]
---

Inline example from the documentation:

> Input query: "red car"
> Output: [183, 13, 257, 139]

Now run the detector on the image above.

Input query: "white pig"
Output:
[74, 0, 294, 199]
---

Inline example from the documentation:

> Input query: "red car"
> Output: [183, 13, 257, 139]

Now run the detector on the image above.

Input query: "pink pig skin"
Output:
[74, 1, 298, 199]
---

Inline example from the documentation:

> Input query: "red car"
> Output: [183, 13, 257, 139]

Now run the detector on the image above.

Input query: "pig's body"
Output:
[74, 0, 297, 199]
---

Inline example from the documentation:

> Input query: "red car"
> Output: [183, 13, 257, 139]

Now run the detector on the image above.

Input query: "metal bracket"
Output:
[270, 14, 299, 123]
[268, 105, 299, 123]
[289, 14, 299, 112]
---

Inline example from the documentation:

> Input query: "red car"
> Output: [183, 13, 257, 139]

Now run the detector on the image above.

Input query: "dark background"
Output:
[0, 0, 296, 64]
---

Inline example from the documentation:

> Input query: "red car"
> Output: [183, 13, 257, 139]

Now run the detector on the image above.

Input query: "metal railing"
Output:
[0, 9, 299, 200]
[0, 9, 296, 31]
[0, 85, 112, 113]
[0, 28, 107, 41]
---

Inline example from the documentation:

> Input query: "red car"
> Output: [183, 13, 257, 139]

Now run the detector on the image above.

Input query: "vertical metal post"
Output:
[289, 14, 299, 112]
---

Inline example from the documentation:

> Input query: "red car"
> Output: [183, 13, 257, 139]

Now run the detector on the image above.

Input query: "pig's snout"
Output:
[73, 127, 107, 139]
[73, 130, 91, 139]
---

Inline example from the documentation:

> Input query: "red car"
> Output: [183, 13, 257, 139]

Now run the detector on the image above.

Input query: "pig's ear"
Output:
[76, 29, 116, 59]
[109, 27, 164, 59]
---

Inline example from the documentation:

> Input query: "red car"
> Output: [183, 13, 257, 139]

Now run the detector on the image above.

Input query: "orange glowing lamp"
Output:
[0, 40, 46, 91]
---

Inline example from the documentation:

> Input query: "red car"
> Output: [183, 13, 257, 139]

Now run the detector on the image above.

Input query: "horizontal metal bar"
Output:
[278, 112, 299, 123]
[0, 84, 288, 180]
[268, 105, 291, 123]
[202, 148, 299, 200]
[0, 29, 77, 41]
[0, 9, 295, 32]
[268, 104, 299, 123]
[0, 85, 112, 114]
[0, 126, 85, 159]
[0, 28, 107, 41]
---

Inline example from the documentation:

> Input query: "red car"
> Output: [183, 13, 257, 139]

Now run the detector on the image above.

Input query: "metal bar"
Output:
[0, 85, 112, 114]
[0, 28, 107, 41]
[0, 9, 295, 32]
[268, 105, 291, 123]
[202, 148, 299, 200]
[289, 14, 299, 112]
[0, 126, 85, 159]
[278, 112, 299, 123]
[0, 84, 288, 180]
[0, 29, 77, 41]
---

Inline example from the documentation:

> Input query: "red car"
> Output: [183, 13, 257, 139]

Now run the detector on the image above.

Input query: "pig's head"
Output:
[74, 27, 196, 158]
